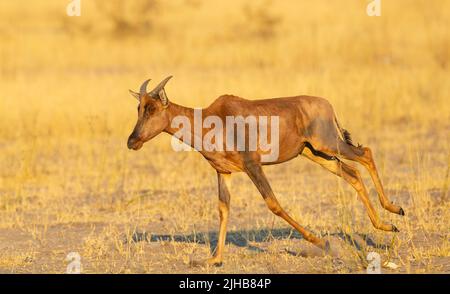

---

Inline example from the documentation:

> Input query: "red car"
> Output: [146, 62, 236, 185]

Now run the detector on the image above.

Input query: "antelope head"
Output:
[127, 76, 172, 150]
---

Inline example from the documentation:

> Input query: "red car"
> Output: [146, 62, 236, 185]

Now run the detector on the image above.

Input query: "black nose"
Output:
[127, 135, 144, 150]
[127, 136, 137, 149]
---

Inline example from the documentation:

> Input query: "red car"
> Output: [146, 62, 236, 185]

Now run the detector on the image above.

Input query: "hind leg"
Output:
[302, 147, 398, 232]
[331, 142, 404, 216]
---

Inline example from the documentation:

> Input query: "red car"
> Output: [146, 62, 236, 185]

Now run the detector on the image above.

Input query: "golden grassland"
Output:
[0, 0, 448, 273]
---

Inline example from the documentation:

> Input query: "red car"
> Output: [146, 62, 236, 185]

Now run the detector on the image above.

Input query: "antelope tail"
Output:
[334, 115, 362, 149]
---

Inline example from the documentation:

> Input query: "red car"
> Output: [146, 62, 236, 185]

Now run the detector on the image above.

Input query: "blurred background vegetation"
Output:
[0, 0, 448, 139]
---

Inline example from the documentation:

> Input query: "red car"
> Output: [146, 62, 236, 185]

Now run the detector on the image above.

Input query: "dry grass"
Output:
[0, 0, 448, 273]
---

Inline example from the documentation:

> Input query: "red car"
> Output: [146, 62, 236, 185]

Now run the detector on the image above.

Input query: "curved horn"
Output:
[139, 79, 151, 97]
[149, 76, 173, 96]
[129, 89, 140, 100]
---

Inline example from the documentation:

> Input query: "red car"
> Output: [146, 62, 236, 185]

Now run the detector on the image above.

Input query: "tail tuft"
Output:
[334, 116, 363, 148]
[342, 128, 363, 148]
[342, 129, 354, 146]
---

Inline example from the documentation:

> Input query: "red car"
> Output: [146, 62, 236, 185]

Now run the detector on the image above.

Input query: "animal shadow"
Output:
[127, 227, 390, 257]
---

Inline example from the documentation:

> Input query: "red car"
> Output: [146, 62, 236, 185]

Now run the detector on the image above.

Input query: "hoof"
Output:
[398, 207, 405, 216]
[391, 225, 400, 232]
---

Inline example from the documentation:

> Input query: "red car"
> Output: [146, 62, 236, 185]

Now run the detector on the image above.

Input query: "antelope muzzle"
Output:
[127, 133, 144, 150]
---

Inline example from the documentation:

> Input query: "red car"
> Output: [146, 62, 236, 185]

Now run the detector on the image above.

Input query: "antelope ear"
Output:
[129, 89, 140, 100]
[158, 89, 169, 108]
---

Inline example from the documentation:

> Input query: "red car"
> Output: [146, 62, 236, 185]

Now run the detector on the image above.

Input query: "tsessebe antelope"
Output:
[127, 76, 405, 266]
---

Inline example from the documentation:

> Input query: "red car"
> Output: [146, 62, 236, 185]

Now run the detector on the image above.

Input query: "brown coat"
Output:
[127, 77, 404, 266]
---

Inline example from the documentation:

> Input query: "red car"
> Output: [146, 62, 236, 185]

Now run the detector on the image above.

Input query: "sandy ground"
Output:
[0, 124, 448, 273]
